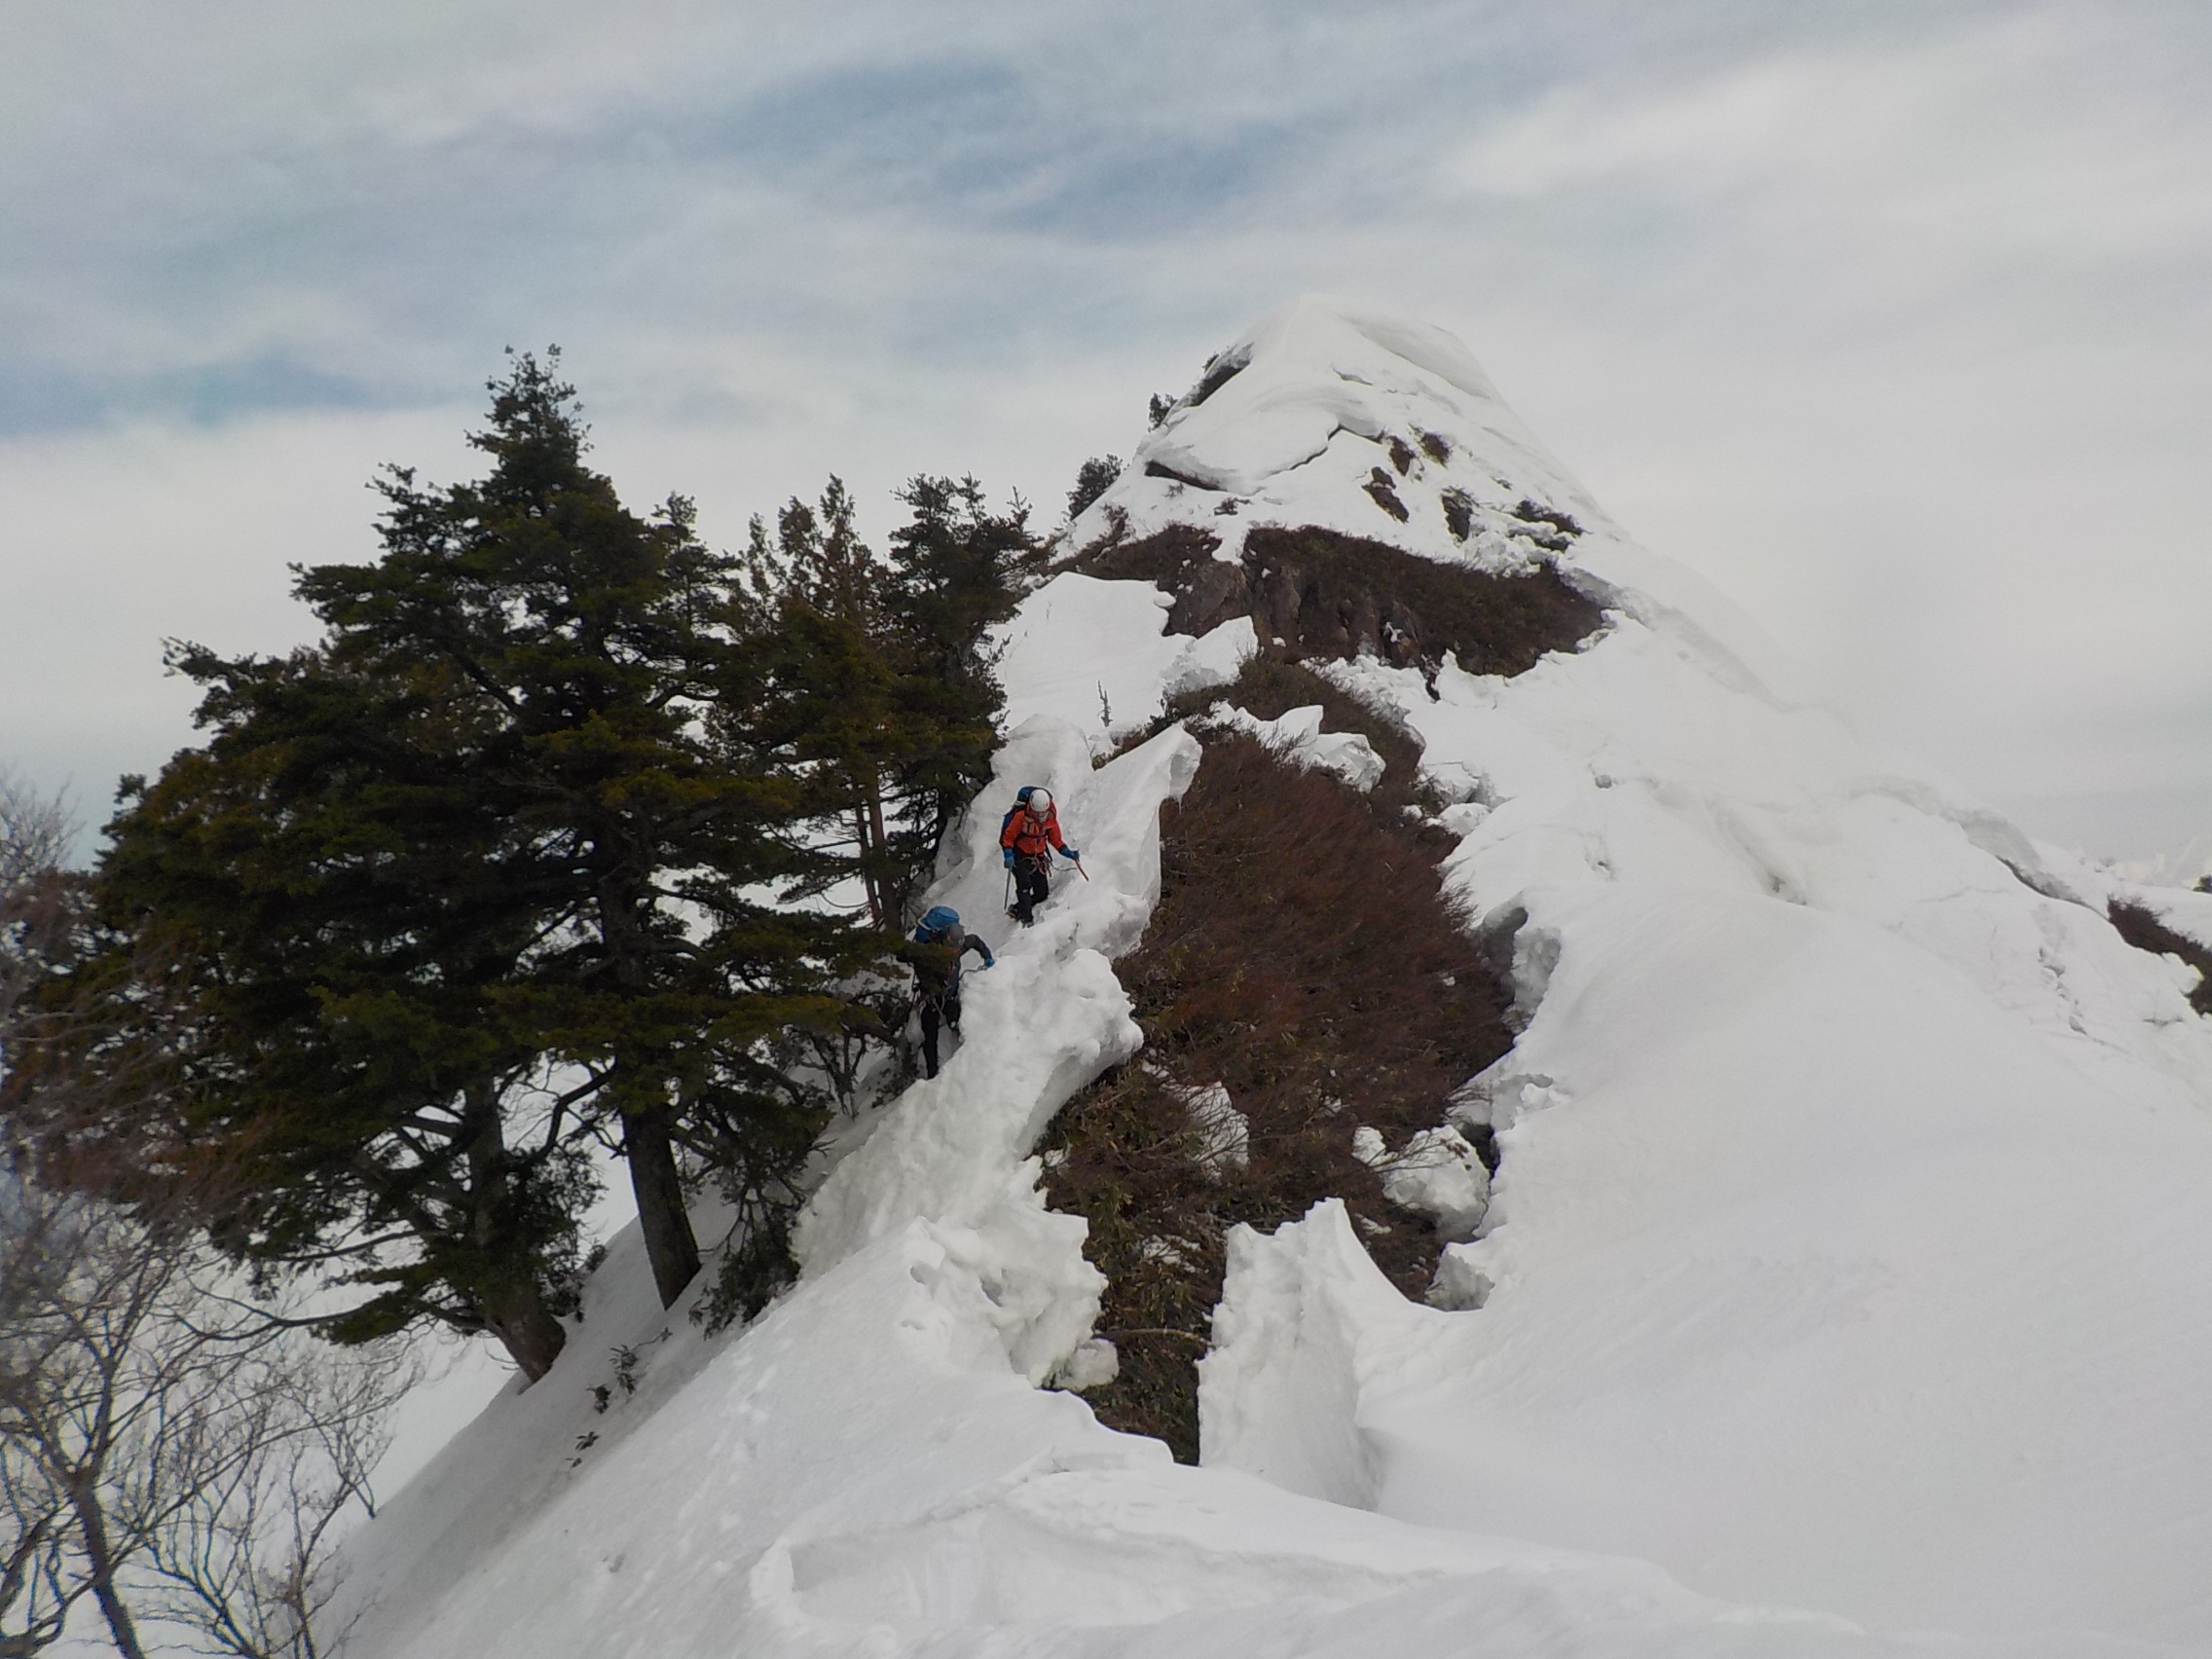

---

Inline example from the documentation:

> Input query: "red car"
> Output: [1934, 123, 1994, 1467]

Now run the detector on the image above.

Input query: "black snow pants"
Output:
[1011, 853, 1051, 926]
[919, 989, 963, 1078]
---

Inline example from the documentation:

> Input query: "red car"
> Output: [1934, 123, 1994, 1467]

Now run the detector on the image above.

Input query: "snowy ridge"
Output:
[1073, 294, 1798, 700]
[334, 301, 2212, 1656]
[793, 719, 1199, 1382]
[987, 575, 1255, 756]
[341, 1192, 2128, 1658]
[1076, 297, 1617, 558]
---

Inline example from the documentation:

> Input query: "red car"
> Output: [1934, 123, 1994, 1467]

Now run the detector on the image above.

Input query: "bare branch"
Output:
[2, 781, 417, 1659]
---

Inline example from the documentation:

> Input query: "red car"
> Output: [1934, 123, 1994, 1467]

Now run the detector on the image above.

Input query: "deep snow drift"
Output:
[330, 298, 2212, 1657]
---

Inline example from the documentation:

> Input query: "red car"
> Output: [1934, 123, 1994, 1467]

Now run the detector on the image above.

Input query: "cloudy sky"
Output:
[4, 0, 2209, 863]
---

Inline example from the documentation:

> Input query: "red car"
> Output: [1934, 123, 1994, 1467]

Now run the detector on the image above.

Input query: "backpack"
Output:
[998, 786, 1042, 842]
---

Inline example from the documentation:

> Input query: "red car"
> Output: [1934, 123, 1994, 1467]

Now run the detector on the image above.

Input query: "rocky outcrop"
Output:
[1072, 521, 1606, 688]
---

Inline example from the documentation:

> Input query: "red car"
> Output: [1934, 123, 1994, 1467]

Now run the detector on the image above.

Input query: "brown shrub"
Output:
[1074, 522, 1605, 689]
[1240, 526, 1603, 679]
[1076, 519, 1219, 587]
[1174, 655, 1453, 833]
[1104, 652, 1451, 841]
[1042, 734, 1513, 1460]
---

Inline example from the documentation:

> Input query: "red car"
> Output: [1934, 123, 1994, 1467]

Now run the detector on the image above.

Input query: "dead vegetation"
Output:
[2, 774, 414, 1659]
[1043, 514, 1592, 1459]
[1072, 522, 1605, 690]
[1161, 654, 1449, 834]
[1040, 732, 1513, 1461]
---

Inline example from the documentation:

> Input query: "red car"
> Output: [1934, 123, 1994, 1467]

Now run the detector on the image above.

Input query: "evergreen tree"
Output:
[738, 481, 908, 929]
[739, 475, 1029, 929]
[92, 669, 601, 1377]
[881, 475, 1033, 871]
[95, 353, 869, 1363]
[1067, 456, 1122, 522]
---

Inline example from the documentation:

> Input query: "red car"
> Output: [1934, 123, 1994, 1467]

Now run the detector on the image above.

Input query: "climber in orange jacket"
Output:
[999, 786, 1082, 926]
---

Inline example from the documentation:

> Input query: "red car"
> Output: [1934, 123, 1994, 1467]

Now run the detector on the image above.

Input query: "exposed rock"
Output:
[1074, 522, 1607, 686]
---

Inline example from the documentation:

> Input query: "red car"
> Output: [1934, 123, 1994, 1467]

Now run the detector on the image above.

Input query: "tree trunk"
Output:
[480, 1278, 568, 1382]
[594, 875, 702, 1308]
[623, 1102, 700, 1309]
[854, 803, 882, 929]
[69, 1483, 147, 1659]
[461, 1085, 569, 1382]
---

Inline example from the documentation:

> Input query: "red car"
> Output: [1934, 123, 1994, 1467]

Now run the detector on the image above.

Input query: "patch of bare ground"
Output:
[2108, 900, 2212, 1015]
[1040, 732, 1514, 1461]
[1071, 522, 1606, 688]
[1163, 654, 1450, 838]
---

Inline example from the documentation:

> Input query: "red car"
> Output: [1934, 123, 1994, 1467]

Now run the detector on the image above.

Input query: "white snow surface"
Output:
[990, 576, 1254, 753]
[330, 298, 2212, 1657]
[1070, 293, 1799, 701]
[1205, 701, 1387, 793]
[1352, 1124, 1490, 1243]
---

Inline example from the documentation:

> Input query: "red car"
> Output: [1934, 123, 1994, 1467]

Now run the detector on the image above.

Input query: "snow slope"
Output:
[332, 298, 2212, 1657]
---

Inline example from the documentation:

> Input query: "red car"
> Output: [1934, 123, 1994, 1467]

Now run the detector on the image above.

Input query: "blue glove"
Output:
[1002, 848, 1015, 870]
[1060, 846, 1082, 862]
[977, 954, 995, 970]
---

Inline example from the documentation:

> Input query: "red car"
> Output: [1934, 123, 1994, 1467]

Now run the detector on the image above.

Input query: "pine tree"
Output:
[740, 475, 1029, 929]
[94, 353, 869, 1364]
[1067, 456, 1122, 522]
[881, 475, 1032, 879]
[738, 481, 908, 929]
[93, 666, 603, 1377]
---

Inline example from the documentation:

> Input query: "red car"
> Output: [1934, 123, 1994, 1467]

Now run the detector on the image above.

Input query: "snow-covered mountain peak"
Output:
[1077, 296, 1609, 574]
[1071, 296, 1792, 696]
[330, 303, 2212, 1659]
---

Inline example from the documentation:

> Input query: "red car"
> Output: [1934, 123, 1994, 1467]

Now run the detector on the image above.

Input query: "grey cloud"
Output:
[4, 0, 2212, 858]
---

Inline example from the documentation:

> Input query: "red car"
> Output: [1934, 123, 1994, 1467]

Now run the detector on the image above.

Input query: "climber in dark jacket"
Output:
[902, 904, 993, 1078]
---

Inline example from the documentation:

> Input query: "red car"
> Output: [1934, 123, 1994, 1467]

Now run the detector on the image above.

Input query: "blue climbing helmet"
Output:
[916, 904, 960, 940]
